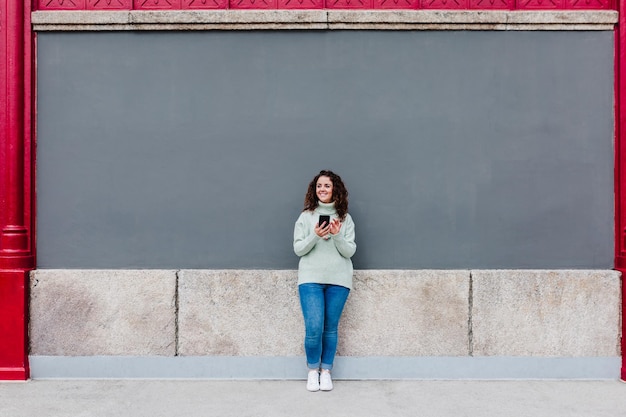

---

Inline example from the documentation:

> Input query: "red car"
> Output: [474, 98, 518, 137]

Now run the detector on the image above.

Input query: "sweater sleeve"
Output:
[293, 213, 320, 257]
[331, 215, 356, 259]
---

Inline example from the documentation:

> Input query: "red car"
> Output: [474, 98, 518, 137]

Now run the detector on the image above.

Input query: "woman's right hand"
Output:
[315, 221, 331, 238]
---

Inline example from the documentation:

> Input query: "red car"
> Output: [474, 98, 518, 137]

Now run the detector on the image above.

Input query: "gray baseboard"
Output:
[29, 356, 620, 380]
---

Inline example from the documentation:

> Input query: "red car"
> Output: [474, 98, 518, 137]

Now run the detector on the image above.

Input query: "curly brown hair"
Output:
[303, 170, 349, 221]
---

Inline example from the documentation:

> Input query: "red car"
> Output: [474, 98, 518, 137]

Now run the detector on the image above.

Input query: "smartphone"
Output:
[318, 215, 330, 228]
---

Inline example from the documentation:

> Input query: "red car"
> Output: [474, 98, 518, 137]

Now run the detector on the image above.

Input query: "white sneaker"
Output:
[319, 370, 333, 391]
[306, 369, 320, 392]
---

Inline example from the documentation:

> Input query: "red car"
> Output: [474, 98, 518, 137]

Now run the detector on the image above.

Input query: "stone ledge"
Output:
[29, 270, 177, 356]
[471, 270, 621, 357]
[343, 270, 469, 356]
[30, 269, 620, 358]
[177, 270, 469, 356]
[31, 10, 618, 31]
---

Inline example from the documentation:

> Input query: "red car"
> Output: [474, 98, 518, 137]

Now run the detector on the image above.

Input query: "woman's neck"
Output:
[316, 201, 336, 214]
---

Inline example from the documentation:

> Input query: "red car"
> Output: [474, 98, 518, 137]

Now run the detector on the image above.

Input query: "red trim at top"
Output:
[35, 0, 615, 9]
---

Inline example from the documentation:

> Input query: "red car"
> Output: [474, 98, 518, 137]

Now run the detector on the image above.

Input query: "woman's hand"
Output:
[329, 218, 342, 235]
[315, 221, 331, 238]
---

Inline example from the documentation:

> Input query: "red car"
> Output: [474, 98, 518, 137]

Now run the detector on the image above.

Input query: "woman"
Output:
[293, 170, 356, 392]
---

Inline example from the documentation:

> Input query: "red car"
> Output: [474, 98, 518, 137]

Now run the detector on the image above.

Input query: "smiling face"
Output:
[316, 175, 334, 203]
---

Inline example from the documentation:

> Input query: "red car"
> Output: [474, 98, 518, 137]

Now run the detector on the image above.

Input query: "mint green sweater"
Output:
[293, 202, 356, 290]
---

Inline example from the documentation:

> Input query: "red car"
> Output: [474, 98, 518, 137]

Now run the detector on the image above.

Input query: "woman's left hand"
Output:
[329, 218, 342, 235]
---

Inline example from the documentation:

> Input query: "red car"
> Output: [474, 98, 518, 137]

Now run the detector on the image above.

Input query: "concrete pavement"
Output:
[1, 379, 626, 417]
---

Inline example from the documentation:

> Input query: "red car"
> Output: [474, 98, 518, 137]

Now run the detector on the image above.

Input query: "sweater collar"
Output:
[316, 202, 337, 215]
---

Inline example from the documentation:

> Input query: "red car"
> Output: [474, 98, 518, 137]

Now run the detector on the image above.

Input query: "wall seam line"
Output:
[174, 269, 180, 357]
[468, 270, 474, 357]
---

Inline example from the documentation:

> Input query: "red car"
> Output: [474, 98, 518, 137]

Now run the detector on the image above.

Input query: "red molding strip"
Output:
[35, 0, 615, 9]
[615, 0, 626, 381]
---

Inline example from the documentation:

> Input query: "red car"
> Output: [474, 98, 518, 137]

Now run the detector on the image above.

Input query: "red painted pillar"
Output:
[616, 0, 626, 382]
[0, 0, 35, 380]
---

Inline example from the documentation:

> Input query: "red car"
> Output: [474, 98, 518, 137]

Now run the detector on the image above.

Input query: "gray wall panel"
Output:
[36, 31, 614, 269]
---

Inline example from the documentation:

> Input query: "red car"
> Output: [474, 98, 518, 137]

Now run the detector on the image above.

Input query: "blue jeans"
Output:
[298, 283, 350, 371]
